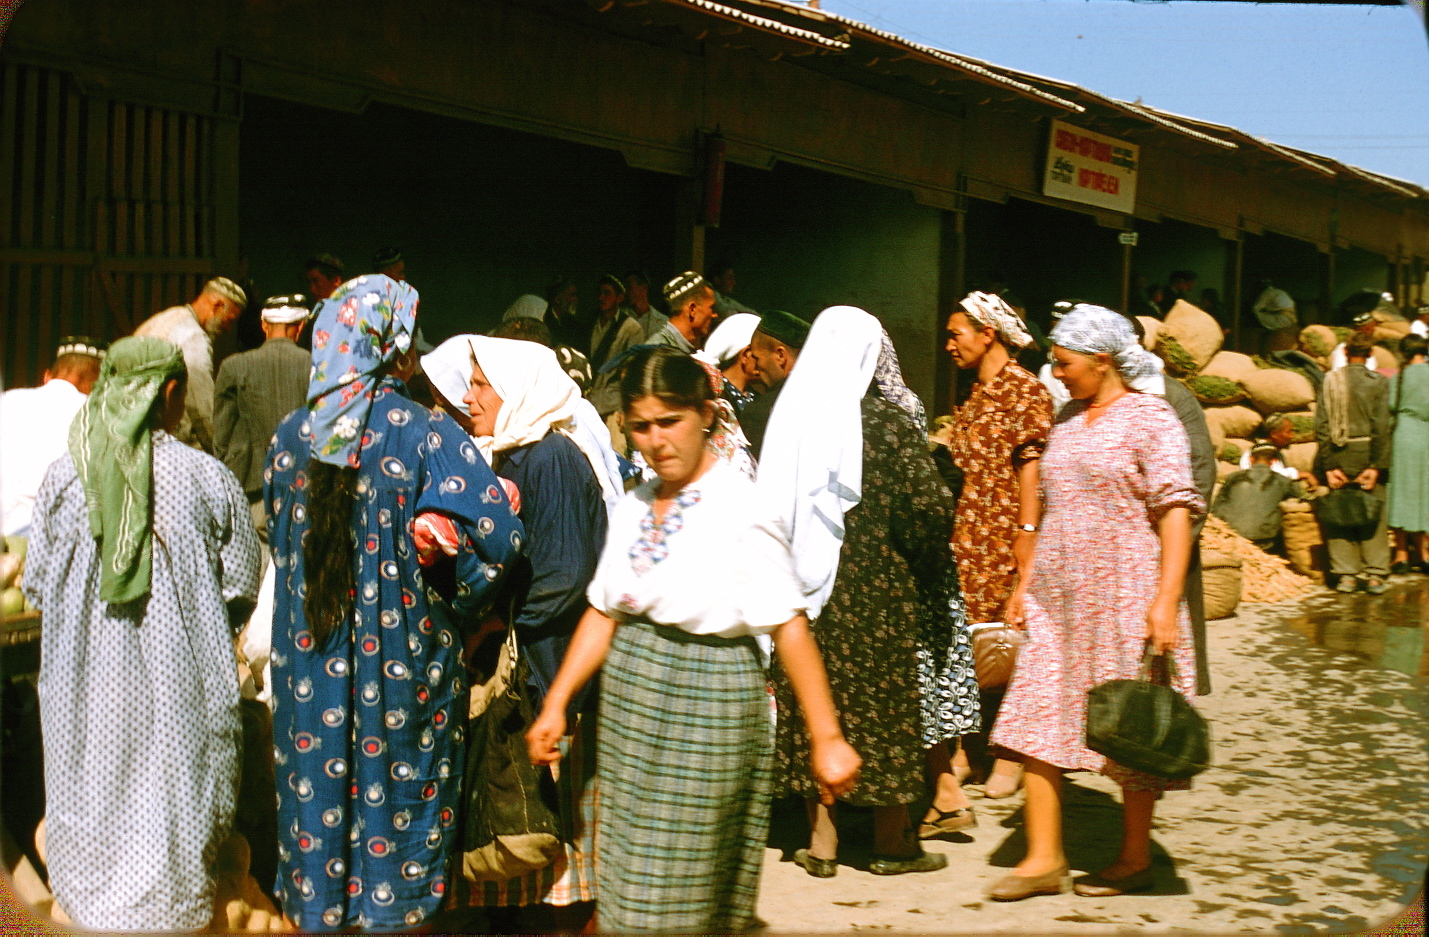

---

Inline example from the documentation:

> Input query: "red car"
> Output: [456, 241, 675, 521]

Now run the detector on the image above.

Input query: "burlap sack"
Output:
[1185, 374, 1247, 405]
[1299, 324, 1337, 362]
[1207, 404, 1262, 439]
[1200, 350, 1259, 384]
[1242, 368, 1315, 415]
[1205, 408, 1226, 450]
[1282, 441, 1317, 473]
[1372, 346, 1398, 372]
[1136, 316, 1161, 351]
[1285, 411, 1316, 444]
[1280, 500, 1325, 578]
[1373, 321, 1411, 341]
[1162, 299, 1223, 371]
[1201, 549, 1244, 620]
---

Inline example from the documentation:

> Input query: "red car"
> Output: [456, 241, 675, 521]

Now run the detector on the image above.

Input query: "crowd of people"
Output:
[2, 250, 1426, 933]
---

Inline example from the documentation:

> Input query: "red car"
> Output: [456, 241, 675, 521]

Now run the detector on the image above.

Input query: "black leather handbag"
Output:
[1316, 486, 1382, 531]
[1085, 647, 1211, 781]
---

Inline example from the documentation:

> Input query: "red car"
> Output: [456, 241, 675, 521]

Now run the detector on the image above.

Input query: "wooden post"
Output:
[1118, 225, 1133, 315]
[1323, 247, 1336, 326]
[935, 208, 966, 416]
[1231, 234, 1244, 352]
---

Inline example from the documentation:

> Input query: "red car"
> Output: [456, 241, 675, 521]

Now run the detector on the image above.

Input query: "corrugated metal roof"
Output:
[676, 0, 850, 50]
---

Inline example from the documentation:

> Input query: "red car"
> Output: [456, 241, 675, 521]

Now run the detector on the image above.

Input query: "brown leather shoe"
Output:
[1073, 865, 1155, 897]
[986, 865, 1070, 901]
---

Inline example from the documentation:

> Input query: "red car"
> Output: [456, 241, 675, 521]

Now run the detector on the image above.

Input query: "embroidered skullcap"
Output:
[957, 291, 1033, 349]
[203, 276, 247, 309]
[598, 273, 626, 295]
[662, 271, 709, 308]
[260, 293, 312, 324]
[754, 309, 811, 350]
[372, 246, 403, 269]
[305, 252, 345, 274]
[1050, 304, 1163, 393]
[55, 335, 106, 360]
[1351, 309, 1375, 327]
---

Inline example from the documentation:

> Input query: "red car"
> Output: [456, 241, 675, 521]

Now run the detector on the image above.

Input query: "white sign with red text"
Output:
[1043, 120, 1139, 214]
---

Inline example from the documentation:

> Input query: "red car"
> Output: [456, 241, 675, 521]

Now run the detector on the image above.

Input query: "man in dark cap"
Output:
[587, 274, 645, 419]
[1, 336, 106, 536]
[303, 253, 345, 301]
[740, 309, 811, 458]
[544, 274, 587, 354]
[213, 294, 312, 539]
[373, 247, 405, 282]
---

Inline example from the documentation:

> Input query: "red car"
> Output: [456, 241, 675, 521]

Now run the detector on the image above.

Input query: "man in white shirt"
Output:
[1410, 306, 1428, 338]
[1328, 304, 1381, 370]
[133, 276, 247, 452]
[1, 337, 105, 536]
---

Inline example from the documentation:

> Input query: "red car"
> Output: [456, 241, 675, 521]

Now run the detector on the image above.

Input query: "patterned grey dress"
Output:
[24, 432, 261, 930]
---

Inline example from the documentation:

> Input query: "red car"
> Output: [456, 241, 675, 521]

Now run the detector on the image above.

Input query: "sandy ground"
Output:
[756, 580, 1429, 935]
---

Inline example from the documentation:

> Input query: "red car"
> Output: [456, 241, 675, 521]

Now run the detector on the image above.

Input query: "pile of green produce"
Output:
[2, 535, 34, 617]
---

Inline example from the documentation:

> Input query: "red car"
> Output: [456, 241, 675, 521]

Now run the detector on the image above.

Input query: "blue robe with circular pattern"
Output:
[265, 379, 523, 930]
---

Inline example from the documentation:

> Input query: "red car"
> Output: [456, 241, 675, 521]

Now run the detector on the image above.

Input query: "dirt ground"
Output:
[756, 578, 1429, 935]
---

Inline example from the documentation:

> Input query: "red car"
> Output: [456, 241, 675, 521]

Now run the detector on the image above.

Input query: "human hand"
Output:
[1325, 468, 1348, 490]
[413, 512, 461, 566]
[1353, 467, 1379, 489]
[810, 737, 862, 806]
[526, 708, 567, 766]
[1002, 590, 1028, 631]
[1145, 597, 1180, 654]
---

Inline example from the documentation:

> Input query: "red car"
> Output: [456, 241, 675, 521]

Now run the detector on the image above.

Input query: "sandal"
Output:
[918, 806, 976, 839]
[984, 762, 1025, 799]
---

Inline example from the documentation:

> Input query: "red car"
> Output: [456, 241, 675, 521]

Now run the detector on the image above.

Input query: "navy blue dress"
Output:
[265, 379, 523, 930]
[497, 432, 608, 717]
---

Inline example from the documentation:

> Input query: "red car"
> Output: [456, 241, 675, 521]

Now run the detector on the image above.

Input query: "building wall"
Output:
[706, 162, 943, 402]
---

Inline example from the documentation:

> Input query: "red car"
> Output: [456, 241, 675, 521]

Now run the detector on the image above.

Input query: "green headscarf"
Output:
[68, 336, 188, 603]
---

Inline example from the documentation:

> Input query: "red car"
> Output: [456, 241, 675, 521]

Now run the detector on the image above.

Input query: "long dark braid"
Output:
[302, 459, 359, 647]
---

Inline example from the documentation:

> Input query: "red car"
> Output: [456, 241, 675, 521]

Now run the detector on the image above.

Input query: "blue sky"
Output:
[819, 0, 1429, 185]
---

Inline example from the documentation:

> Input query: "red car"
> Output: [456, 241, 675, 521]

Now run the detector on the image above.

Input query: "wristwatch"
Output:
[1018, 524, 1039, 533]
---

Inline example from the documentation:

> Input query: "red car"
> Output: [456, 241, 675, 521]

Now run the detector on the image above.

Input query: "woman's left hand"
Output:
[1145, 597, 1180, 654]
[810, 738, 862, 806]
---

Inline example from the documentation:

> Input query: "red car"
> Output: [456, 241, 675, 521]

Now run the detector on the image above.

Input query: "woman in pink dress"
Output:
[988, 305, 1204, 902]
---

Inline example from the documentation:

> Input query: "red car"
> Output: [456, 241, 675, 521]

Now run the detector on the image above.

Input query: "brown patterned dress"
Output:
[948, 362, 1054, 625]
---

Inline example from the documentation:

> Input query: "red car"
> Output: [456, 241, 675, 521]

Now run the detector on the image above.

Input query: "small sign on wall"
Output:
[1044, 120, 1138, 214]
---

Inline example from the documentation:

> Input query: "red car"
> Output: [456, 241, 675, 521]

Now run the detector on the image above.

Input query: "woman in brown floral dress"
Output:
[941, 292, 1054, 807]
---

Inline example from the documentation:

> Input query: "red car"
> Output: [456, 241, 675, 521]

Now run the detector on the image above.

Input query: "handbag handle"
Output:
[1138, 641, 1177, 687]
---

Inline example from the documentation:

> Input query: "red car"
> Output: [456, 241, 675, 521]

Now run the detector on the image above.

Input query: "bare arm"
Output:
[1002, 456, 1042, 627]
[772, 614, 861, 804]
[525, 606, 617, 764]
[1146, 505, 1192, 653]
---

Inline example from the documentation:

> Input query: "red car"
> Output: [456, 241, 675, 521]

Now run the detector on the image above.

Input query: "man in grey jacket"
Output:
[213, 294, 311, 538]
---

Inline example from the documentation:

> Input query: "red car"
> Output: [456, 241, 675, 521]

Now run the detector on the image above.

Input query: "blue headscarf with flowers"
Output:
[307, 274, 419, 467]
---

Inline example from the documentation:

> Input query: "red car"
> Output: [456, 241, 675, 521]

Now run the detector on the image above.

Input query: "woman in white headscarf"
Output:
[761, 307, 979, 878]
[696, 312, 763, 414]
[985, 305, 1204, 902]
[420, 335, 615, 920]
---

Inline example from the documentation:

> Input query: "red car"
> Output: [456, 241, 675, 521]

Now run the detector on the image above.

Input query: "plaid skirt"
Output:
[597, 620, 772, 933]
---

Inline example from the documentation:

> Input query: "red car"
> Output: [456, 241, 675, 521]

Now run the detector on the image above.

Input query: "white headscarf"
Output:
[420, 335, 624, 513]
[755, 306, 882, 620]
[502, 294, 548, 322]
[1050, 304, 1165, 395]
[695, 313, 761, 369]
[958, 291, 1033, 349]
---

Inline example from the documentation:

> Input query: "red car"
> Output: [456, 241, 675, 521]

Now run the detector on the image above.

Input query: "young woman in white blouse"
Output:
[526, 346, 859, 933]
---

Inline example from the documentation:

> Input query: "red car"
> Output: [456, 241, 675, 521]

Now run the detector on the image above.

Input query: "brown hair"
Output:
[303, 460, 358, 647]
[1345, 333, 1376, 360]
[619, 345, 715, 413]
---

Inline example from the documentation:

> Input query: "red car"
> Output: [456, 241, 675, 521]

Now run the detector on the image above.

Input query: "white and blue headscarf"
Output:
[1050, 304, 1165, 395]
[307, 275, 419, 467]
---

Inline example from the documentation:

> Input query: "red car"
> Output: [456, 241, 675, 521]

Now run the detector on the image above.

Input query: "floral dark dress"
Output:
[773, 397, 979, 806]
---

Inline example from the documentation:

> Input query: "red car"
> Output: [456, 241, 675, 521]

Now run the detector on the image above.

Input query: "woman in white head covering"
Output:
[420, 335, 616, 915]
[759, 306, 980, 877]
[984, 305, 1204, 902]
[695, 312, 763, 414]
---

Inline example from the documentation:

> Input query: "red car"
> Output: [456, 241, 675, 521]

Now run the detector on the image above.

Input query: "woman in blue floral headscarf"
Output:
[265, 275, 525, 930]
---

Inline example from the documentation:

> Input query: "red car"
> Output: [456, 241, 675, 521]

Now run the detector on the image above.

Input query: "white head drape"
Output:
[755, 305, 882, 620]
[1050, 304, 1166, 395]
[695, 312, 761, 369]
[421, 335, 624, 512]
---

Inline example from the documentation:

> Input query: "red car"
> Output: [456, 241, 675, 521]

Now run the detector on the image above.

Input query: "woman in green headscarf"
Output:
[23, 336, 262, 930]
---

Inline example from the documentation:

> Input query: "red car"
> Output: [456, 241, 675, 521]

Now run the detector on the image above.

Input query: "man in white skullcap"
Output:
[213, 293, 311, 537]
[134, 275, 248, 452]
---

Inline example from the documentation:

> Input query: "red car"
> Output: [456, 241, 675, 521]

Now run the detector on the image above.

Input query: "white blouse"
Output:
[587, 459, 804, 639]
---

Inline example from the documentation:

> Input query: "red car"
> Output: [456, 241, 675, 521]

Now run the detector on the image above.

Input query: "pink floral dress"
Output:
[989, 394, 1205, 791]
